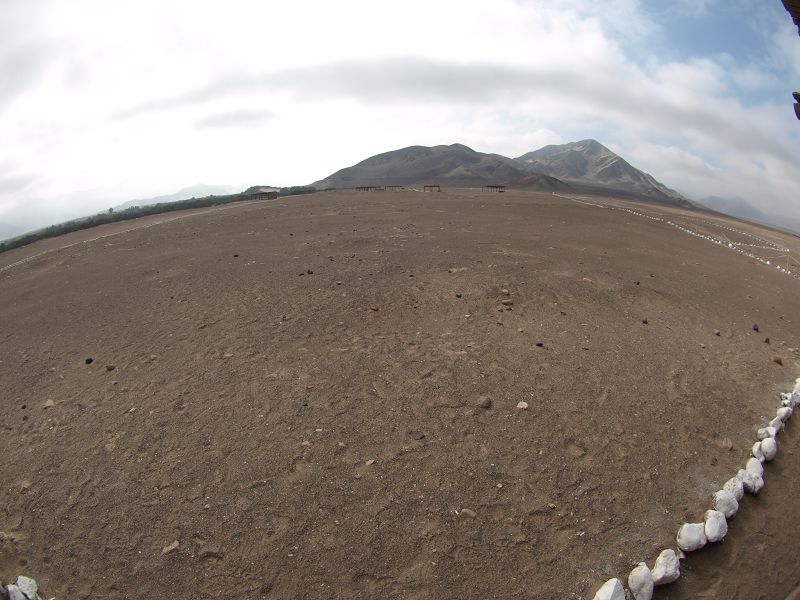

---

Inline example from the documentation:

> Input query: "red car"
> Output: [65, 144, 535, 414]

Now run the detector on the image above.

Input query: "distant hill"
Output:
[312, 143, 570, 191]
[699, 195, 800, 236]
[514, 139, 692, 207]
[114, 184, 238, 211]
[313, 141, 693, 208]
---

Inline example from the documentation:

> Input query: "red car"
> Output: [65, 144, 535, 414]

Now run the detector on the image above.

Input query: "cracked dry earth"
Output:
[1, 189, 799, 599]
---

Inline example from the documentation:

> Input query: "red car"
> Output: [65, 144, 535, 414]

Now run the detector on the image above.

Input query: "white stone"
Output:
[761, 437, 777, 461]
[746, 457, 764, 478]
[628, 562, 654, 600]
[751, 474, 764, 494]
[651, 549, 681, 585]
[677, 522, 706, 552]
[592, 578, 625, 600]
[757, 427, 770, 440]
[713, 489, 738, 519]
[769, 417, 783, 432]
[751, 441, 764, 462]
[704, 510, 728, 543]
[737, 469, 758, 494]
[777, 406, 792, 422]
[723, 477, 744, 501]
[766, 426, 778, 438]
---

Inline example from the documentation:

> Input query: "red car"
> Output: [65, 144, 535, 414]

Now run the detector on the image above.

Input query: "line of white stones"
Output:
[591, 377, 800, 600]
[553, 194, 800, 281]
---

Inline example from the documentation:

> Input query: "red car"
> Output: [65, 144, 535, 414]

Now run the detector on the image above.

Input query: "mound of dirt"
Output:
[1, 189, 798, 599]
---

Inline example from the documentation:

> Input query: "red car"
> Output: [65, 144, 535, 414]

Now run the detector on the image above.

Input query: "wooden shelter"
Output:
[423, 185, 441, 192]
[482, 185, 506, 193]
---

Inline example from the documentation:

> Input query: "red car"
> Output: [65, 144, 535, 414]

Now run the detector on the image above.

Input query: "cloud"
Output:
[194, 108, 273, 130]
[0, 0, 798, 232]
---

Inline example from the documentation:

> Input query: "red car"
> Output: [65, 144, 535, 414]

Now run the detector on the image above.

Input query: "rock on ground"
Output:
[651, 549, 681, 585]
[628, 562, 654, 600]
[592, 578, 625, 600]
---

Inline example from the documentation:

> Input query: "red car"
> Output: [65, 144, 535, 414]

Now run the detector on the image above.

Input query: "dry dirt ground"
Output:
[1, 189, 799, 599]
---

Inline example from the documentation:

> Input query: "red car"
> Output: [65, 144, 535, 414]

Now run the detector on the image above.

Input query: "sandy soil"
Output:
[1, 189, 799, 599]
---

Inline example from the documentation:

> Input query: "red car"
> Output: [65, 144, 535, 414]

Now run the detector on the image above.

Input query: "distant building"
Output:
[244, 187, 279, 200]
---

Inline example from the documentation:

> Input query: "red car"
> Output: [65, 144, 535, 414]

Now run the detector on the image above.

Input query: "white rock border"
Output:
[592, 377, 800, 600]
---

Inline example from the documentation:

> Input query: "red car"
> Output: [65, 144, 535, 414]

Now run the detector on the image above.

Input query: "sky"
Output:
[1, 0, 799, 235]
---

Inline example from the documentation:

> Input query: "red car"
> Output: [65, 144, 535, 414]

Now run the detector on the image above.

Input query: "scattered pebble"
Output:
[369, 305, 380, 311]
[409, 430, 426, 440]
[85, 357, 94, 365]
[162, 540, 180, 555]
[501, 299, 513, 306]
[478, 396, 492, 409]
[753, 324, 760, 332]
[676, 522, 706, 552]
[642, 318, 648, 324]
[773, 356, 783, 366]
[105, 364, 116, 372]
[365, 459, 376, 466]
[43, 399, 56, 409]
[714, 329, 721, 336]
[199, 549, 224, 560]
[501, 288, 510, 296]
[459, 508, 477, 518]
[764, 337, 770, 344]
[516, 401, 529, 409]
[535, 342, 544, 348]
[628, 563, 654, 600]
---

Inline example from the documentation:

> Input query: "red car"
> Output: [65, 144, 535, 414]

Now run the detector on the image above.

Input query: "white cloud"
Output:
[0, 0, 799, 231]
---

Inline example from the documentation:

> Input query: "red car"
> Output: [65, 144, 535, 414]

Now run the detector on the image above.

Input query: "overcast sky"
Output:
[1, 0, 798, 234]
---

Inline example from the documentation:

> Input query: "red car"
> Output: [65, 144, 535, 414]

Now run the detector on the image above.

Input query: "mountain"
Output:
[312, 144, 570, 191]
[114, 184, 238, 211]
[514, 139, 691, 207]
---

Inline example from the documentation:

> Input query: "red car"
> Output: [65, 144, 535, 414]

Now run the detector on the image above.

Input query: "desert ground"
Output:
[1, 189, 799, 599]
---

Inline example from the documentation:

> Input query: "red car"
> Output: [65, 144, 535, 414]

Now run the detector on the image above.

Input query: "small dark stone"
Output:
[714, 329, 721, 336]
[642, 319, 648, 324]
[233, 254, 239, 258]
[85, 357, 94, 365]
[773, 356, 783, 366]
[409, 430, 425, 440]
[753, 324, 760, 332]
[478, 396, 492, 409]
[634, 281, 640, 285]
[535, 342, 544, 348]
[764, 337, 770, 344]
[307, 269, 313, 275]
[455, 293, 462, 298]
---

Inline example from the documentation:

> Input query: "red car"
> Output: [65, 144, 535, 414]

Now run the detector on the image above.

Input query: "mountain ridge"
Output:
[514, 139, 690, 206]
[313, 140, 691, 207]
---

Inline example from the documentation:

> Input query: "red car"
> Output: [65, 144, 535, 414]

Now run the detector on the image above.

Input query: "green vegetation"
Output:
[0, 185, 338, 255]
